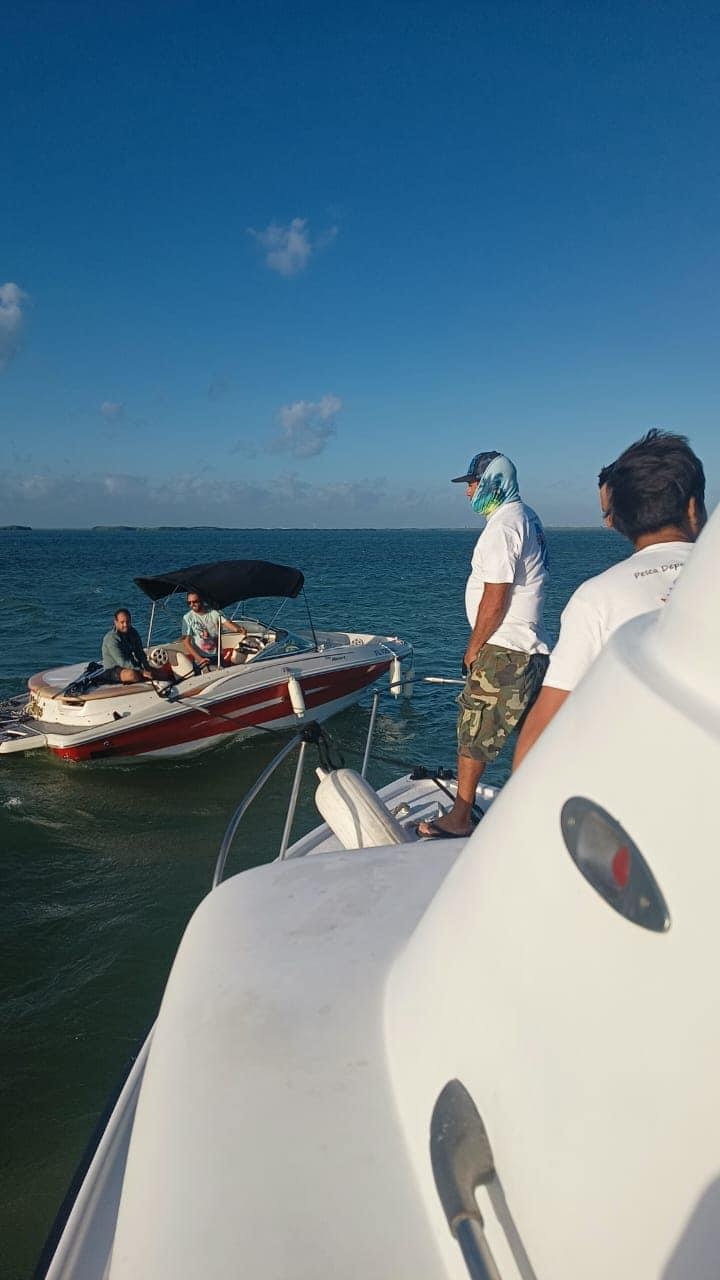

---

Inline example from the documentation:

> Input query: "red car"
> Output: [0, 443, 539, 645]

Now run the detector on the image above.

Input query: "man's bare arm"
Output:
[463, 581, 512, 669]
[512, 685, 569, 770]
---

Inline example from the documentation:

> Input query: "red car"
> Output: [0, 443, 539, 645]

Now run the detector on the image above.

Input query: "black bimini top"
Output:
[134, 559, 304, 608]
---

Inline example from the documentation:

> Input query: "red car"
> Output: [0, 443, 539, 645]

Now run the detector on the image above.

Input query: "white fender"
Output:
[389, 655, 414, 698]
[401, 657, 414, 697]
[315, 768, 411, 849]
[287, 674, 306, 718]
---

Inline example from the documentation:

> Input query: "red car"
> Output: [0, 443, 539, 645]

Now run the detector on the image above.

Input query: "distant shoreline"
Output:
[90, 525, 232, 532]
[1, 524, 612, 533]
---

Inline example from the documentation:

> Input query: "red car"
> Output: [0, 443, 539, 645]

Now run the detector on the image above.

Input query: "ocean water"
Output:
[0, 526, 625, 1278]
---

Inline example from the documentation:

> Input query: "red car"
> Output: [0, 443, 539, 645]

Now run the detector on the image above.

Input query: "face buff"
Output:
[470, 454, 520, 517]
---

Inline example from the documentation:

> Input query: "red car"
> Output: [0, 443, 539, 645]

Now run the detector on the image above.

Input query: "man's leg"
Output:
[416, 645, 543, 839]
[416, 658, 490, 836]
[118, 668, 143, 684]
[416, 752, 486, 837]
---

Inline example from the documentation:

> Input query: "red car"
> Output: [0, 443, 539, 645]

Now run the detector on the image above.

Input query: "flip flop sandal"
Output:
[414, 818, 470, 840]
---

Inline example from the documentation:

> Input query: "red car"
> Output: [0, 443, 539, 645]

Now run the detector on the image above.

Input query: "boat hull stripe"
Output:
[50, 663, 390, 761]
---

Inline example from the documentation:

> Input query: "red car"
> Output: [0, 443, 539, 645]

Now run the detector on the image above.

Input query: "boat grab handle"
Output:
[430, 1079, 502, 1280]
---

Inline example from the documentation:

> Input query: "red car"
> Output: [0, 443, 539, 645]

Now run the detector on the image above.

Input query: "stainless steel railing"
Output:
[211, 731, 306, 888]
[211, 672, 464, 888]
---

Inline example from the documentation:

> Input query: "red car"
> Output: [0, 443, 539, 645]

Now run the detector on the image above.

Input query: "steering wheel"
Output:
[239, 635, 264, 654]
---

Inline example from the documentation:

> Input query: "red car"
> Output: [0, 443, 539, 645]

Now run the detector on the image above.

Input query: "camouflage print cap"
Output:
[451, 451, 501, 483]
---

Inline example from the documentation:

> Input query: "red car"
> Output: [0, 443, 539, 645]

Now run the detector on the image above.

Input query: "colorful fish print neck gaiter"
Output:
[470, 455, 520, 517]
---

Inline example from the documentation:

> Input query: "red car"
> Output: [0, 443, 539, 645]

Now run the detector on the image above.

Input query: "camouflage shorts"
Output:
[457, 644, 549, 763]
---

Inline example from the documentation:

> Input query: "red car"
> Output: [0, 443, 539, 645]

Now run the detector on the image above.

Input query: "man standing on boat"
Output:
[512, 430, 707, 769]
[102, 608, 161, 684]
[417, 451, 550, 838]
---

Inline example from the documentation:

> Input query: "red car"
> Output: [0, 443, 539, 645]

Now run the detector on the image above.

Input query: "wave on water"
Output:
[21, 815, 67, 830]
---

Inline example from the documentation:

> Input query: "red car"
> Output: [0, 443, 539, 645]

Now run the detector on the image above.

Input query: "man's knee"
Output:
[118, 667, 143, 684]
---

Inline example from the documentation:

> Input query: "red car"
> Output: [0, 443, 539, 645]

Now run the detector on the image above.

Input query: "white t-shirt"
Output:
[465, 500, 550, 655]
[182, 607, 227, 655]
[544, 540, 693, 692]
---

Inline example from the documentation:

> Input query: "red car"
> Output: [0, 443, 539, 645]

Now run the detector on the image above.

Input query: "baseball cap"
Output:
[451, 450, 501, 484]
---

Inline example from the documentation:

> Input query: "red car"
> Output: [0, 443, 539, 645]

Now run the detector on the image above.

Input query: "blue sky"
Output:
[2, 0, 719, 527]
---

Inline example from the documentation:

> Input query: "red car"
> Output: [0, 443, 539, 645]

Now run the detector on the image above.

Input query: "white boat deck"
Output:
[287, 772, 499, 857]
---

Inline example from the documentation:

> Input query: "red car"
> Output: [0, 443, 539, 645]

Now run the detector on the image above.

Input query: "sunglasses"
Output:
[187, 598, 201, 606]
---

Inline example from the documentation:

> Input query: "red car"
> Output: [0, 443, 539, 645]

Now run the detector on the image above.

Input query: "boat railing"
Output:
[211, 730, 306, 888]
[210, 672, 467, 889]
[430, 1079, 503, 1280]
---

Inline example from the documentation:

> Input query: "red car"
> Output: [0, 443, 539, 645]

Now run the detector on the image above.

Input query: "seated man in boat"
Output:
[181, 594, 247, 670]
[101, 608, 168, 685]
[512, 430, 707, 769]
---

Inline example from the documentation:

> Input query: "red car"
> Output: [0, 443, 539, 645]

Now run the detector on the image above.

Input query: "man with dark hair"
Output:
[101, 608, 162, 684]
[416, 449, 550, 837]
[513, 430, 706, 769]
[181, 594, 247, 670]
[598, 462, 614, 527]
[603, 429, 706, 541]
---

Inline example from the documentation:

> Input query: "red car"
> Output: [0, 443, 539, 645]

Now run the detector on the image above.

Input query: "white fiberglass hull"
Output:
[39, 770, 492, 1280]
[1, 634, 412, 762]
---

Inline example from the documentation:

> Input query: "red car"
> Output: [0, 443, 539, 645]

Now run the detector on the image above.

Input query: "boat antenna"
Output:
[302, 587, 318, 650]
[145, 600, 157, 648]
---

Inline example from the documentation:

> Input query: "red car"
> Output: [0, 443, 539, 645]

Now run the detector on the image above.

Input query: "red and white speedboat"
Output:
[0, 558, 413, 763]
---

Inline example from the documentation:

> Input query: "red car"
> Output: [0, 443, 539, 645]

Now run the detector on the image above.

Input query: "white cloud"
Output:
[0, 282, 28, 371]
[101, 473, 140, 496]
[270, 393, 342, 458]
[0, 468, 399, 527]
[100, 401, 124, 420]
[0, 466, 644, 529]
[248, 217, 337, 277]
[0, 463, 500, 527]
[17, 474, 54, 499]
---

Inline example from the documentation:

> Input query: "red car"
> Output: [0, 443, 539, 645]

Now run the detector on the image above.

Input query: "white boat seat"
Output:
[159, 633, 263, 668]
[27, 672, 153, 701]
[72, 682, 156, 701]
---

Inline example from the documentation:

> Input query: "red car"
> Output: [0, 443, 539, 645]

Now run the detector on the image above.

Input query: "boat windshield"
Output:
[253, 630, 315, 660]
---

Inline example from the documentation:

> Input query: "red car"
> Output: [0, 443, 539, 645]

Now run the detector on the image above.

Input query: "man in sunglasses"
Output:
[181, 594, 247, 670]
